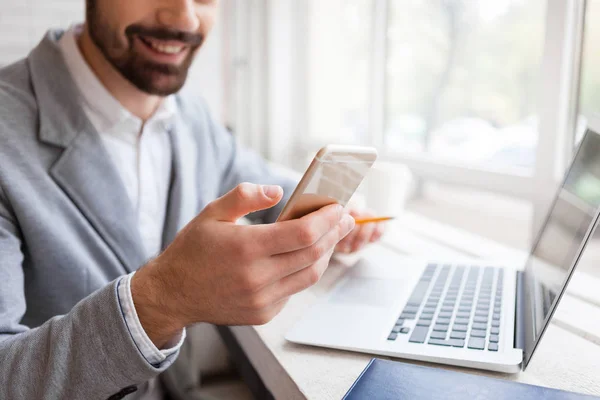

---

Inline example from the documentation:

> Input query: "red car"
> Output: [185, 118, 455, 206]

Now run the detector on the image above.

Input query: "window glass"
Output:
[578, 0, 600, 143]
[386, 0, 546, 170]
[305, 0, 372, 144]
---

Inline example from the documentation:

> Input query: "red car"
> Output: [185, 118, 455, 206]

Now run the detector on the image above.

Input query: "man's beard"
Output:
[86, 1, 203, 96]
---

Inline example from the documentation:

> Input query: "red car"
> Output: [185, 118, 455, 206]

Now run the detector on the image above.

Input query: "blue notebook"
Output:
[343, 359, 598, 400]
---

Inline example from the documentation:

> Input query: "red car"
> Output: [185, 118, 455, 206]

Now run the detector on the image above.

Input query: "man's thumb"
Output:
[207, 183, 283, 222]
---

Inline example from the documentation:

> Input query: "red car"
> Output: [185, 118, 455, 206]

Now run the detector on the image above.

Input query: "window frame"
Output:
[227, 0, 587, 234]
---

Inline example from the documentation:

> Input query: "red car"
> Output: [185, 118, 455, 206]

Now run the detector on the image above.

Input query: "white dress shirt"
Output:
[59, 26, 186, 395]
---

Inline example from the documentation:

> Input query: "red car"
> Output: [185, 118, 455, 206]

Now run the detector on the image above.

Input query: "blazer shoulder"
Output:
[0, 59, 38, 129]
[0, 61, 43, 168]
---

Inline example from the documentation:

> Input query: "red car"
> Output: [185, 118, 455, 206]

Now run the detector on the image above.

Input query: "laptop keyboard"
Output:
[387, 264, 503, 352]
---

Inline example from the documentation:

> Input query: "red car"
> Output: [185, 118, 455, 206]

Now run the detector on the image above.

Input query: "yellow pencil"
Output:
[353, 216, 395, 225]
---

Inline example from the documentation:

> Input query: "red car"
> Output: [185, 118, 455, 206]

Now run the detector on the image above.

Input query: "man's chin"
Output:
[127, 72, 187, 96]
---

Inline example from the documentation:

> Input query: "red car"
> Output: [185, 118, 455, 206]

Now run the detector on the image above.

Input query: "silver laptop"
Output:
[286, 118, 600, 373]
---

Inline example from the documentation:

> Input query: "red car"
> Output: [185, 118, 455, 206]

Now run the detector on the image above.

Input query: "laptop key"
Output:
[438, 311, 452, 318]
[492, 320, 500, 328]
[456, 312, 470, 318]
[400, 327, 410, 334]
[396, 318, 405, 325]
[452, 324, 467, 332]
[491, 327, 499, 335]
[409, 326, 429, 343]
[493, 313, 501, 320]
[391, 325, 402, 333]
[489, 334, 499, 343]
[400, 312, 417, 320]
[468, 337, 485, 350]
[472, 322, 487, 331]
[454, 318, 469, 325]
[471, 330, 486, 338]
[474, 316, 488, 323]
[407, 282, 431, 305]
[433, 324, 449, 332]
[388, 332, 398, 340]
[417, 319, 431, 327]
[430, 331, 446, 340]
[436, 318, 451, 325]
[403, 305, 420, 314]
[425, 263, 437, 271]
[428, 338, 451, 347]
[488, 343, 499, 351]
[450, 331, 466, 339]
[449, 339, 465, 347]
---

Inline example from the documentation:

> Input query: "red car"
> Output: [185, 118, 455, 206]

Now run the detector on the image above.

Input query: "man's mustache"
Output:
[125, 25, 204, 47]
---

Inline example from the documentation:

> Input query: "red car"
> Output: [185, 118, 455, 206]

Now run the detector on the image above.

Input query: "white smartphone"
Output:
[276, 145, 378, 222]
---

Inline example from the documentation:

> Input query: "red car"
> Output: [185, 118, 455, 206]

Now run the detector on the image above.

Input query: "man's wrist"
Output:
[130, 261, 184, 349]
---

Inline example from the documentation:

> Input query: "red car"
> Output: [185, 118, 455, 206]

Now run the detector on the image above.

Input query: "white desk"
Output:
[229, 213, 600, 399]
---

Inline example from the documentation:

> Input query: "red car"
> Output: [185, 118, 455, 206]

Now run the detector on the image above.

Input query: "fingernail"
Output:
[262, 185, 282, 199]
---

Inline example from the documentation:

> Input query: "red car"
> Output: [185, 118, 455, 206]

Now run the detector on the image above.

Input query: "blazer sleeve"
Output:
[200, 101, 300, 224]
[0, 185, 176, 399]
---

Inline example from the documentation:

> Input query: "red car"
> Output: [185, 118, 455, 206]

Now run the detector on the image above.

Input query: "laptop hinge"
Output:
[514, 270, 526, 353]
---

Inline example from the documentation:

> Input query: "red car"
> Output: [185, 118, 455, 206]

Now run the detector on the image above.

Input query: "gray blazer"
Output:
[0, 30, 295, 399]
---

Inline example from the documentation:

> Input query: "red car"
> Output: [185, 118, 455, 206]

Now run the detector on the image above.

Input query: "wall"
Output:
[0, 0, 224, 120]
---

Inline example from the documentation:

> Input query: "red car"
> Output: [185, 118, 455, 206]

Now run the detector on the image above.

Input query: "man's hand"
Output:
[131, 183, 355, 348]
[334, 207, 385, 254]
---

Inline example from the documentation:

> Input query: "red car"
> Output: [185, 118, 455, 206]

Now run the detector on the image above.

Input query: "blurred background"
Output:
[1, 0, 599, 261]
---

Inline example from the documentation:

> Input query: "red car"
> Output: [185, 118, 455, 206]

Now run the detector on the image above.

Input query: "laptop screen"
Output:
[523, 125, 600, 368]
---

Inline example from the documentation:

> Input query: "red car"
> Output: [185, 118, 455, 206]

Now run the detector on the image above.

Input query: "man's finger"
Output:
[204, 183, 283, 222]
[371, 223, 385, 242]
[251, 203, 345, 255]
[268, 214, 355, 281]
[351, 222, 376, 252]
[269, 253, 332, 302]
[335, 229, 356, 253]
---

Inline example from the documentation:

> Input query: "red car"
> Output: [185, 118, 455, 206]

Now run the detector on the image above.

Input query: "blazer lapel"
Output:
[29, 30, 146, 273]
[49, 132, 147, 273]
[161, 121, 201, 249]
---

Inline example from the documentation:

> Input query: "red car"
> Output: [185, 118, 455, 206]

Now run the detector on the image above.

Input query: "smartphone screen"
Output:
[277, 146, 377, 221]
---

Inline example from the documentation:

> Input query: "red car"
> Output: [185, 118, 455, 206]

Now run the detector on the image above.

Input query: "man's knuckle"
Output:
[202, 201, 217, 215]
[249, 294, 268, 311]
[235, 182, 255, 201]
[239, 272, 260, 293]
[310, 242, 327, 261]
[307, 265, 321, 285]
[298, 225, 319, 246]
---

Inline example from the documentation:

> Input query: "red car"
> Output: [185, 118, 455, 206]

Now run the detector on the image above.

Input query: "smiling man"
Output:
[0, 1, 383, 399]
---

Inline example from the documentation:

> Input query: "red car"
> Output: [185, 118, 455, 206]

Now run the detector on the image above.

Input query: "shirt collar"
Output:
[58, 25, 176, 142]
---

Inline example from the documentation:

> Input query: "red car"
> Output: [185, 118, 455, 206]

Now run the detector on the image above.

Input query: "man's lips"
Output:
[138, 36, 188, 55]
[135, 36, 192, 65]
